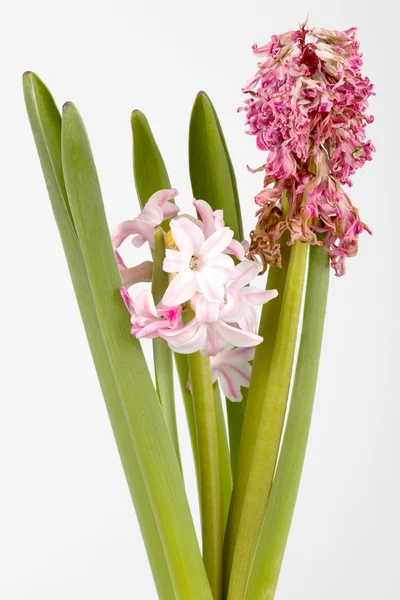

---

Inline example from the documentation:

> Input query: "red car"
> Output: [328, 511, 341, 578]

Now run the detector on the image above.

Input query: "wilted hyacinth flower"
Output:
[241, 24, 375, 276]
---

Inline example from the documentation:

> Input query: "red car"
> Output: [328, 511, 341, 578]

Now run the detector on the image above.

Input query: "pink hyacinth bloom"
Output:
[241, 24, 375, 275]
[162, 218, 235, 306]
[120, 288, 182, 339]
[162, 262, 277, 356]
[115, 250, 153, 288]
[223, 261, 279, 332]
[194, 199, 247, 261]
[112, 188, 179, 249]
[210, 346, 255, 402]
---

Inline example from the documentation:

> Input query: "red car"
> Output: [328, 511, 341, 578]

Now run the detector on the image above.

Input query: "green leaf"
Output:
[188, 90, 244, 481]
[23, 72, 174, 598]
[245, 244, 330, 600]
[131, 109, 174, 227]
[189, 91, 243, 240]
[152, 227, 181, 466]
[61, 101, 212, 599]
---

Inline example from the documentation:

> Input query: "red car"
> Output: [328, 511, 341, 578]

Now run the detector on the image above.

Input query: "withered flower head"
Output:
[241, 24, 375, 275]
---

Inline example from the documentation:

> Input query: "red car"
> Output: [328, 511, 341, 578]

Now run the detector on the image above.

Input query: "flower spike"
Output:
[241, 25, 375, 275]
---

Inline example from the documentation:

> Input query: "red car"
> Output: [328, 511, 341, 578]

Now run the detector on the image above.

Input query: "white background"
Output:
[1, 0, 398, 598]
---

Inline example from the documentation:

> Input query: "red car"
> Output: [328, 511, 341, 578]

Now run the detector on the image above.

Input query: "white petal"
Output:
[199, 227, 234, 259]
[162, 270, 198, 306]
[171, 218, 204, 255]
[163, 249, 191, 273]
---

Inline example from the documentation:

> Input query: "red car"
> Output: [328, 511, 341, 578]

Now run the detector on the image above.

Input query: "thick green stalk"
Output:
[245, 244, 329, 599]
[226, 394, 246, 478]
[23, 72, 174, 597]
[226, 241, 308, 600]
[61, 102, 212, 599]
[213, 382, 233, 533]
[174, 352, 200, 487]
[188, 351, 222, 600]
[224, 240, 290, 583]
[152, 228, 181, 466]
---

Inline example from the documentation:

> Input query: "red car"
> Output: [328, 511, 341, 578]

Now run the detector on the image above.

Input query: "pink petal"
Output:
[195, 295, 220, 323]
[163, 249, 191, 273]
[241, 287, 278, 305]
[218, 321, 263, 348]
[120, 287, 134, 313]
[230, 260, 262, 289]
[162, 319, 207, 354]
[148, 188, 178, 208]
[217, 369, 244, 402]
[136, 319, 171, 339]
[162, 270, 198, 306]
[162, 203, 180, 219]
[199, 227, 234, 259]
[171, 218, 204, 255]
[131, 234, 147, 248]
[112, 220, 139, 248]
[202, 254, 235, 280]
[197, 271, 225, 303]
[193, 199, 216, 237]
[238, 305, 258, 333]
[219, 288, 246, 322]
[119, 260, 153, 288]
[226, 239, 247, 261]
[201, 325, 230, 357]
[134, 290, 158, 319]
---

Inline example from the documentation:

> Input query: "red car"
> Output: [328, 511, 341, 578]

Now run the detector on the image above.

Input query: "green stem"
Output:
[226, 395, 246, 478]
[152, 228, 181, 467]
[188, 351, 223, 600]
[213, 382, 233, 533]
[153, 337, 181, 468]
[174, 352, 200, 488]
[245, 243, 329, 599]
[226, 241, 308, 600]
[224, 240, 290, 587]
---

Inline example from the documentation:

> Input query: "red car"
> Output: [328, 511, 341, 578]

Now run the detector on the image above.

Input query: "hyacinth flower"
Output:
[24, 21, 373, 600]
[241, 25, 374, 277]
